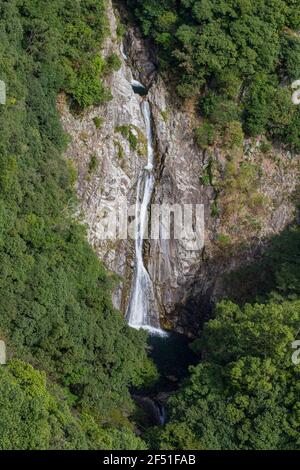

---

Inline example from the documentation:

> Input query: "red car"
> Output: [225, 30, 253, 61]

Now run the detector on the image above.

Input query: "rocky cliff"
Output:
[60, 0, 299, 335]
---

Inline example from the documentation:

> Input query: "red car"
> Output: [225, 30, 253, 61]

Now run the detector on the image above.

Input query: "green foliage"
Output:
[132, 356, 160, 389]
[195, 122, 216, 149]
[281, 35, 300, 81]
[65, 55, 111, 108]
[160, 109, 168, 122]
[0, 0, 152, 449]
[223, 121, 244, 149]
[0, 360, 85, 450]
[115, 125, 147, 155]
[61, 0, 111, 107]
[199, 171, 210, 186]
[156, 299, 300, 450]
[88, 154, 98, 173]
[199, 159, 213, 186]
[0, 359, 147, 450]
[14, 0, 112, 109]
[210, 200, 219, 218]
[116, 22, 126, 40]
[129, 0, 300, 149]
[153, 226, 300, 450]
[199, 92, 240, 127]
[93, 116, 104, 129]
[217, 234, 231, 247]
[114, 140, 125, 159]
[211, 152, 268, 231]
[260, 139, 272, 154]
[105, 53, 122, 73]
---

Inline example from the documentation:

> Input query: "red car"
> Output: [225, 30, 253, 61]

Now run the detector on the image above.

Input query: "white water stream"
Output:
[126, 100, 166, 336]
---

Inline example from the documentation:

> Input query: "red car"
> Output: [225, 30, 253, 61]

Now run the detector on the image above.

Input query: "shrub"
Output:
[211, 200, 219, 217]
[116, 23, 126, 40]
[105, 53, 122, 73]
[199, 92, 240, 127]
[260, 139, 272, 154]
[223, 121, 244, 149]
[88, 154, 98, 173]
[217, 233, 231, 247]
[115, 125, 147, 155]
[93, 116, 104, 129]
[195, 122, 216, 149]
[65, 56, 111, 108]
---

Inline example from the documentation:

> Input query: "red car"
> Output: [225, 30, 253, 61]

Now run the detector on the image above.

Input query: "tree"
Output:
[0, 0, 153, 448]
[0, 360, 85, 450]
[129, 0, 300, 149]
[155, 300, 300, 450]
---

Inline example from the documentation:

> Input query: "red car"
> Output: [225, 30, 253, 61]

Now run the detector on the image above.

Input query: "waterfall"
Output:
[120, 43, 127, 60]
[126, 100, 166, 336]
[157, 401, 166, 425]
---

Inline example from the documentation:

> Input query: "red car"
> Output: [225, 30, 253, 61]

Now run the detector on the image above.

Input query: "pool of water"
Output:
[148, 331, 197, 386]
[132, 331, 197, 427]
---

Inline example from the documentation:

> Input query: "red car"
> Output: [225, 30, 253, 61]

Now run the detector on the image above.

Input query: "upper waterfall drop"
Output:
[120, 42, 127, 60]
[126, 99, 166, 337]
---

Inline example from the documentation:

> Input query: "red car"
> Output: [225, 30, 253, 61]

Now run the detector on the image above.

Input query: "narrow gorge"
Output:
[61, 0, 299, 337]
[1, 0, 300, 452]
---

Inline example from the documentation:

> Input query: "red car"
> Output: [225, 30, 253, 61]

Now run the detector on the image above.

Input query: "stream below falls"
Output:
[124, 53, 194, 429]
[132, 332, 198, 428]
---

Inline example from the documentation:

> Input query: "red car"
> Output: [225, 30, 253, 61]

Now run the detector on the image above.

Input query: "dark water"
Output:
[132, 331, 197, 427]
[148, 331, 197, 389]
[131, 83, 148, 96]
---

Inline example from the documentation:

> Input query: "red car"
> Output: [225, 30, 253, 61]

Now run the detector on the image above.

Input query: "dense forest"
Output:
[129, 0, 300, 150]
[147, 226, 300, 450]
[0, 0, 154, 449]
[0, 0, 299, 451]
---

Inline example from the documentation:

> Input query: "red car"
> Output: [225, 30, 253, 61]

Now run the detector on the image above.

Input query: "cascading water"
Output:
[126, 100, 166, 336]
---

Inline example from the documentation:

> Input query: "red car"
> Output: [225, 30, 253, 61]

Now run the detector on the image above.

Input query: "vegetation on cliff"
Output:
[149, 226, 300, 450]
[0, 0, 154, 449]
[129, 0, 300, 151]
[1, 0, 299, 452]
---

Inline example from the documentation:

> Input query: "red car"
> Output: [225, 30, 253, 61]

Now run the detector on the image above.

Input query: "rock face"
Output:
[61, 1, 299, 335]
[148, 77, 299, 332]
[60, 0, 149, 312]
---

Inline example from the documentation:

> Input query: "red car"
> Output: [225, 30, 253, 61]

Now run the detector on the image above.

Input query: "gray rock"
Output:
[61, 0, 299, 334]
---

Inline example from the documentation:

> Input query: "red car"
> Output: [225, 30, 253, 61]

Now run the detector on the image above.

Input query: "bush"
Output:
[199, 92, 239, 127]
[65, 56, 111, 108]
[260, 139, 272, 154]
[105, 53, 122, 73]
[223, 121, 244, 149]
[281, 36, 300, 81]
[116, 22, 126, 40]
[243, 77, 273, 136]
[195, 122, 216, 149]
[0, 360, 96, 450]
[217, 233, 231, 247]
[115, 125, 147, 155]
[88, 154, 98, 173]
[93, 116, 104, 129]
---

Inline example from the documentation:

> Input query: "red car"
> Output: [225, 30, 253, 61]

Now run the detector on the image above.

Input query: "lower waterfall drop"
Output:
[126, 100, 166, 336]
